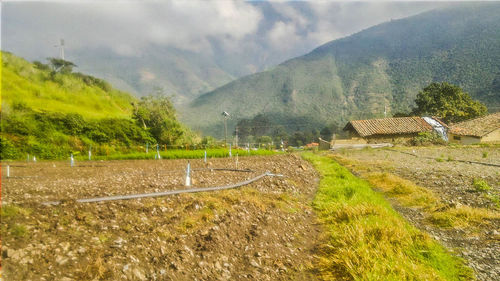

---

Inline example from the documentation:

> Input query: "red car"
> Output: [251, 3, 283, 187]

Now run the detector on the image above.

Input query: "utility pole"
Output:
[222, 111, 230, 146]
[55, 39, 65, 60]
[235, 126, 239, 148]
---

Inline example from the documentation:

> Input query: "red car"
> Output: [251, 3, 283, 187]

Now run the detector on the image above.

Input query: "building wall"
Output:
[481, 128, 500, 143]
[333, 138, 367, 145]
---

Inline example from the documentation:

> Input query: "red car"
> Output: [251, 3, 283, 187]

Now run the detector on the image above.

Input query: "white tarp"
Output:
[423, 117, 448, 141]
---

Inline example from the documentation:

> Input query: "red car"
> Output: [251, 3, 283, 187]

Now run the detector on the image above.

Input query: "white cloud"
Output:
[267, 21, 301, 51]
[2, 0, 262, 56]
[1, 0, 447, 72]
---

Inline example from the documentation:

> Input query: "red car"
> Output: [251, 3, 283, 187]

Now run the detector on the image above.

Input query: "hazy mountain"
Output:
[2, 1, 441, 104]
[73, 46, 236, 104]
[182, 3, 500, 137]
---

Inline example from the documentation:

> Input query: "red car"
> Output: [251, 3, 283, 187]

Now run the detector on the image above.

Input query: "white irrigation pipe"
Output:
[42, 172, 283, 206]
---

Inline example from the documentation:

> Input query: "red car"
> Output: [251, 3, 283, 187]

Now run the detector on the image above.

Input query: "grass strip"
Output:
[77, 148, 281, 160]
[302, 152, 473, 281]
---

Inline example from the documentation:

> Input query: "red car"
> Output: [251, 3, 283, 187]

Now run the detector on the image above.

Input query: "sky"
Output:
[1, 1, 446, 71]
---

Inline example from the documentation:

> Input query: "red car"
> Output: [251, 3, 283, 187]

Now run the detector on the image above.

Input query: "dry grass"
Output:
[303, 152, 473, 281]
[365, 172, 439, 209]
[429, 206, 500, 229]
[331, 153, 499, 232]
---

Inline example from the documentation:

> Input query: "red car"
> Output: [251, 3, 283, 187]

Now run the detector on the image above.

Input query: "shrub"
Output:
[473, 179, 491, 192]
[0, 136, 21, 159]
[411, 132, 446, 146]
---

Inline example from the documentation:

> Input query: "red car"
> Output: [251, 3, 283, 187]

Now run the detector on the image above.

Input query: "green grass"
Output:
[86, 148, 281, 160]
[1, 52, 133, 119]
[1, 204, 32, 238]
[472, 178, 491, 192]
[302, 152, 474, 281]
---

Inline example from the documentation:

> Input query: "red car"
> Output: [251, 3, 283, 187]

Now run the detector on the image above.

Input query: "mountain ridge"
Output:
[182, 3, 500, 137]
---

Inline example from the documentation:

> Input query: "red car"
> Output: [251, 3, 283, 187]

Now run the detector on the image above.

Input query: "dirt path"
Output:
[2, 155, 324, 280]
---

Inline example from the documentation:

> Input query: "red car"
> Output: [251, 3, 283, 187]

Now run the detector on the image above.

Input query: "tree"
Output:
[132, 95, 186, 145]
[47, 58, 76, 74]
[413, 82, 487, 123]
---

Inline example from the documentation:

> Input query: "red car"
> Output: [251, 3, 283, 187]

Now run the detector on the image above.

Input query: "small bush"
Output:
[473, 178, 491, 192]
[411, 132, 446, 146]
[482, 151, 488, 158]
[0, 136, 21, 159]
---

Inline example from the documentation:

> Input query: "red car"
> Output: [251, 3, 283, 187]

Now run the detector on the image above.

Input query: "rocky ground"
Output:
[1, 155, 322, 280]
[334, 146, 500, 281]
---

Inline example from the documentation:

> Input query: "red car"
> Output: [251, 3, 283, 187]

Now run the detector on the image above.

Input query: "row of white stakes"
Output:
[9, 149, 239, 183]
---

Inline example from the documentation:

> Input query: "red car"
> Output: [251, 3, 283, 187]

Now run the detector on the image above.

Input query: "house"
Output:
[448, 113, 500, 144]
[305, 142, 319, 148]
[343, 116, 448, 144]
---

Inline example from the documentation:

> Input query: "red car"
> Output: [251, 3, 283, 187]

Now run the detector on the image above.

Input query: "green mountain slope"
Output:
[183, 3, 500, 136]
[1, 52, 134, 119]
[0, 52, 193, 159]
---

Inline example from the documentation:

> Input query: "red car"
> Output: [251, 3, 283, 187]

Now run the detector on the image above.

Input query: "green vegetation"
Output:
[413, 82, 487, 123]
[303, 153, 473, 280]
[184, 3, 500, 136]
[1, 52, 196, 159]
[132, 94, 198, 145]
[85, 148, 280, 161]
[2, 52, 132, 119]
[412, 132, 447, 146]
[0, 205, 31, 238]
[473, 179, 491, 192]
[234, 113, 344, 147]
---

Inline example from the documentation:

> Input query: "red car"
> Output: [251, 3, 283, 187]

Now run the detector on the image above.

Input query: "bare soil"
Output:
[334, 146, 500, 281]
[1, 155, 323, 280]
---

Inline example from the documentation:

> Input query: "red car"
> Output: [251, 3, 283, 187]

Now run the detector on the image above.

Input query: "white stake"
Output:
[6, 165, 10, 178]
[236, 153, 239, 169]
[33, 156, 37, 163]
[27, 154, 30, 162]
[185, 162, 191, 186]
[229, 144, 232, 158]
[204, 150, 207, 163]
[146, 143, 149, 154]
[88, 146, 92, 161]
[70, 153, 74, 167]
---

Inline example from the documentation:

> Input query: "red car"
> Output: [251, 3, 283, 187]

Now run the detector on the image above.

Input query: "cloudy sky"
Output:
[1, 1, 447, 69]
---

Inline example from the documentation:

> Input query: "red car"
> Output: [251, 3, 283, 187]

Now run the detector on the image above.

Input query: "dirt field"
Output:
[333, 146, 500, 281]
[1, 155, 322, 280]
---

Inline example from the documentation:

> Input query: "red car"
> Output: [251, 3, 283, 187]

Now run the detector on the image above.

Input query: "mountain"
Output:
[72, 46, 238, 105]
[182, 3, 500, 137]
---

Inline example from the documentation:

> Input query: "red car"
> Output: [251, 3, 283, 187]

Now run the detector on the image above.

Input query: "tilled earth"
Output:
[1, 155, 322, 280]
[334, 146, 500, 281]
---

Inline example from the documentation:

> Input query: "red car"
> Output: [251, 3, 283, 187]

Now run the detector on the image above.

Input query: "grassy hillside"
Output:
[0, 52, 193, 159]
[1, 52, 134, 119]
[183, 3, 500, 137]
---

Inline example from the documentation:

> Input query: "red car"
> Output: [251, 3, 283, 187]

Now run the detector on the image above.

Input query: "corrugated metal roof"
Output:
[449, 113, 500, 137]
[344, 117, 435, 137]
